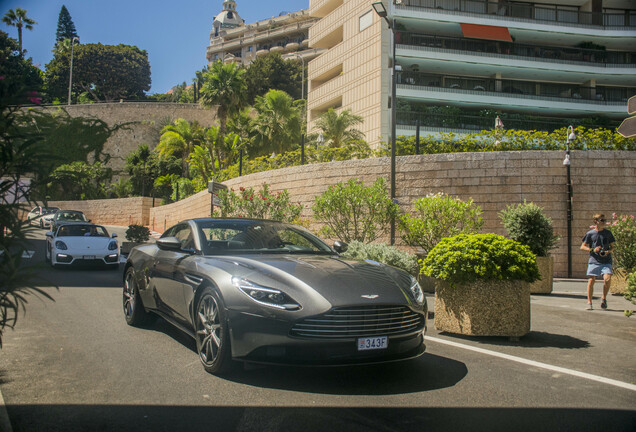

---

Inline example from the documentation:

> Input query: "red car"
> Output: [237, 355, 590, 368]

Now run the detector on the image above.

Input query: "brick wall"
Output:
[50, 151, 636, 278]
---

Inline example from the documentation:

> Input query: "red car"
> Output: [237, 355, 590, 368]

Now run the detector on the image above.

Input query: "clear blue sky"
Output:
[1, 0, 308, 94]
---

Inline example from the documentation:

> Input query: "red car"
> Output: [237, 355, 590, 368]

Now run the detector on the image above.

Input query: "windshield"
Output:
[43, 207, 60, 214]
[57, 224, 109, 237]
[56, 211, 86, 221]
[196, 219, 334, 255]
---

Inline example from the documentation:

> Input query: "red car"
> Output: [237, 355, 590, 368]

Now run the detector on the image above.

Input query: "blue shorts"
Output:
[587, 263, 613, 277]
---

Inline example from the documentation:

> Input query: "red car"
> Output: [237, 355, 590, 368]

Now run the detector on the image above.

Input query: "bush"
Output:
[499, 201, 558, 257]
[399, 192, 483, 256]
[214, 183, 302, 223]
[610, 214, 636, 272]
[624, 272, 636, 305]
[312, 177, 398, 243]
[125, 224, 150, 243]
[342, 241, 419, 276]
[420, 233, 540, 286]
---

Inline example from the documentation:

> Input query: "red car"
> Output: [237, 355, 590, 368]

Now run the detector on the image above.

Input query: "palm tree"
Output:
[156, 119, 203, 178]
[315, 109, 365, 148]
[2, 8, 37, 55]
[251, 89, 301, 155]
[199, 61, 247, 150]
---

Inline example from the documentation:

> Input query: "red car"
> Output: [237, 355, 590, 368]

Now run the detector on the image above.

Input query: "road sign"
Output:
[617, 95, 636, 138]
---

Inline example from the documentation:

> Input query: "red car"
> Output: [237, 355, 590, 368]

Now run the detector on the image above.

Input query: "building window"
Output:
[359, 10, 373, 32]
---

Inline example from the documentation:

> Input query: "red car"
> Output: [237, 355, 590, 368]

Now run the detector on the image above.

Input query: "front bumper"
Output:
[227, 307, 427, 366]
[54, 252, 119, 267]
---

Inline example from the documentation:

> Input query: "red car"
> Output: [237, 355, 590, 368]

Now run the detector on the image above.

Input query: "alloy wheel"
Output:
[196, 294, 223, 366]
[123, 270, 136, 320]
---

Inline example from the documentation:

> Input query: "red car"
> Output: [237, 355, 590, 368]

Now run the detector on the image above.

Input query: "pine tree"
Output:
[55, 5, 78, 42]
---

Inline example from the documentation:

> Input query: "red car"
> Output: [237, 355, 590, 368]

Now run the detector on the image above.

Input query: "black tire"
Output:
[108, 263, 120, 271]
[123, 267, 152, 326]
[194, 289, 233, 375]
[46, 244, 57, 269]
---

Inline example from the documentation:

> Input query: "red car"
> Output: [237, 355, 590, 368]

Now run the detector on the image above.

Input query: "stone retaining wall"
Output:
[49, 151, 636, 278]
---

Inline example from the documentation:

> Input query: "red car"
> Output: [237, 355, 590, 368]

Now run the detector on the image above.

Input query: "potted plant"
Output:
[609, 214, 636, 294]
[499, 202, 559, 294]
[121, 224, 151, 255]
[421, 233, 539, 338]
[399, 192, 483, 292]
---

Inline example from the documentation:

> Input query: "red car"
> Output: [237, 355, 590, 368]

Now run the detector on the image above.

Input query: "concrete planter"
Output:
[121, 241, 145, 255]
[434, 279, 531, 338]
[530, 256, 554, 294]
[610, 268, 631, 295]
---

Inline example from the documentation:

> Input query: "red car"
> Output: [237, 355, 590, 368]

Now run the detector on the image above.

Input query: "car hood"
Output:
[56, 237, 114, 251]
[220, 254, 414, 307]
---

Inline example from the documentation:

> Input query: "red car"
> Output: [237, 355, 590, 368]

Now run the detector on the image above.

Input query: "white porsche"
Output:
[45, 223, 120, 270]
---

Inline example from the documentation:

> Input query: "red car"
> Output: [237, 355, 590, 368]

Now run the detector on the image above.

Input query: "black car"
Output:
[123, 218, 428, 375]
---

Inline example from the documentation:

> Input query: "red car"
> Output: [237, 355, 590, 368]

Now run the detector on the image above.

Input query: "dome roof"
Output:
[213, 1, 244, 30]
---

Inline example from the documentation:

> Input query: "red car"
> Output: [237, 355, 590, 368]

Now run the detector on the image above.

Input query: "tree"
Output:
[55, 5, 78, 43]
[314, 109, 365, 148]
[251, 89, 301, 156]
[200, 61, 247, 155]
[244, 52, 302, 103]
[44, 43, 151, 102]
[47, 161, 112, 200]
[156, 119, 203, 178]
[2, 8, 36, 55]
[0, 31, 43, 98]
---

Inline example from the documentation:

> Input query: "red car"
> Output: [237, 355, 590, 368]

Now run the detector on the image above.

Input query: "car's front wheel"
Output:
[123, 267, 152, 326]
[195, 289, 233, 375]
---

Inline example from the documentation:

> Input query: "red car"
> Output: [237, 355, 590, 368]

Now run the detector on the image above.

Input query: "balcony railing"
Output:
[397, 32, 636, 66]
[397, 1, 636, 28]
[397, 72, 636, 103]
[396, 111, 619, 132]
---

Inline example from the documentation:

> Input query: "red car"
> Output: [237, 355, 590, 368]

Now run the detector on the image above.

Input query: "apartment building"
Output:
[206, 1, 325, 66]
[307, 0, 636, 147]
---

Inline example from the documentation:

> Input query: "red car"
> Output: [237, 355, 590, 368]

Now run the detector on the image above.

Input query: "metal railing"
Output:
[397, 32, 636, 66]
[396, 71, 636, 103]
[396, 111, 619, 132]
[397, 0, 636, 28]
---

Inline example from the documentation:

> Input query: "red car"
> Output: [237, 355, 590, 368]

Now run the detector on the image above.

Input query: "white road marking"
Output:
[425, 335, 636, 392]
[21, 250, 35, 259]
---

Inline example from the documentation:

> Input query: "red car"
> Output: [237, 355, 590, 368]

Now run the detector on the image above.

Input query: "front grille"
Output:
[290, 305, 424, 339]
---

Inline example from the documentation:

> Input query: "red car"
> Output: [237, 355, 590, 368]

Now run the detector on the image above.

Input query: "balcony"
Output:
[397, 32, 636, 67]
[396, 71, 636, 105]
[397, 0, 636, 29]
[396, 110, 620, 133]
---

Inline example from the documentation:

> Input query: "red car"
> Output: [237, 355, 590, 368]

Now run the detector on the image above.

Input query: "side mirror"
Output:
[333, 241, 348, 253]
[45, 232, 53, 239]
[112, 233, 118, 238]
[156, 236, 183, 251]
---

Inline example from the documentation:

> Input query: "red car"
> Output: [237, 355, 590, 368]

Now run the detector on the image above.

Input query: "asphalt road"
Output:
[0, 227, 634, 431]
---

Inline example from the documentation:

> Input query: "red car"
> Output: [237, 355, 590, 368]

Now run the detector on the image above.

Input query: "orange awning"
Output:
[460, 23, 512, 42]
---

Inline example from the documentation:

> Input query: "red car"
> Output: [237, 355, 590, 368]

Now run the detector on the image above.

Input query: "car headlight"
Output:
[231, 277, 301, 311]
[108, 240, 118, 251]
[55, 240, 68, 250]
[409, 276, 425, 306]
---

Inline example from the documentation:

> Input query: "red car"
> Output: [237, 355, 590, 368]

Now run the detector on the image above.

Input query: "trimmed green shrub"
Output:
[126, 224, 150, 243]
[624, 272, 636, 305]
[420, 233, 540, 286]
[610, 214, 636, 272]
[312, 177, 398, 243]
[499, 201, 558, 257]
[399, 192, 483, 256]
[342, 241, 419, 276]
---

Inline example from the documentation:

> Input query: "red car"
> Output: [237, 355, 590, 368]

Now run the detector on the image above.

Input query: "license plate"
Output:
[83, 255, 96, 260]
[357, 336, 388, 351]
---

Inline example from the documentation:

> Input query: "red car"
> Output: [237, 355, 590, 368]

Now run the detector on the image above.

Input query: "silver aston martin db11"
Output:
[123, 218, 428, 374]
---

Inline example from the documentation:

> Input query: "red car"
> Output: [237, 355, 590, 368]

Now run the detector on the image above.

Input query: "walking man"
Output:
[580, 213, 615, 310]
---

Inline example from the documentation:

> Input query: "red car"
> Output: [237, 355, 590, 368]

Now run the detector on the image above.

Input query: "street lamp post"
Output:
[372, 1, 397, 245]
[563, 125, 576, 278]
[67, 36, 80, 106]
[294, 53, 306, 165]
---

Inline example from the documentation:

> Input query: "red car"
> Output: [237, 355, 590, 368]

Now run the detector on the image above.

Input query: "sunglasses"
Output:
[597, 219, 606, 223]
